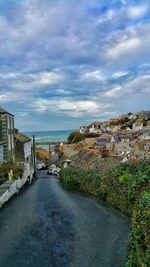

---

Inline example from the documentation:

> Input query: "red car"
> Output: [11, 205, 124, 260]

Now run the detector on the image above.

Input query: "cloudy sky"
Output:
[0, 0, 150, 131]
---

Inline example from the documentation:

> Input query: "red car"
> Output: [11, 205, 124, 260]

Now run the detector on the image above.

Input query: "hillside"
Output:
[66, 110, 150, 162]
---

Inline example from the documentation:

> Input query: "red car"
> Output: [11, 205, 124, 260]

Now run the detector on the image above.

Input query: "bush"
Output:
[126, 192, 150, 266]
[67, 131, 85, 143]
[60, 160, 150, 266]
[0, 162, 24, 180]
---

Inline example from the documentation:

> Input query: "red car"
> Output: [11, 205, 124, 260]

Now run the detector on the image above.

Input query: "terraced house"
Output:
[14, 129, 32, 164]
[0, 142, 4, 162]
[0, 108, 15, 162]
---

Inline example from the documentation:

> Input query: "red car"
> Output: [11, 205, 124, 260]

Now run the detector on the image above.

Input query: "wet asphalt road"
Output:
[0, 171, 130, 267]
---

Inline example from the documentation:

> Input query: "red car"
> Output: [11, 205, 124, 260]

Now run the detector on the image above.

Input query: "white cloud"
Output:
[125, 74, 150, 93]
[105, 21, 150, 71]
[32, 98, 110, 118]
[121, 0, 128, 5]
[0, 94, 8, 103]
[112, 71, 128, 78]
[0, 71, 64, 91]
[0, 91, 31, 104]
[128, 4, 149, 19]
[108, 37, 140, 58]
[82, 70, 105, 81]
[104, 86, 122, 97]
[97, 9, 116, 24]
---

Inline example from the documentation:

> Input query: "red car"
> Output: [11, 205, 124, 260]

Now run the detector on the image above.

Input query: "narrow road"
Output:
[0, 171, 130, 267]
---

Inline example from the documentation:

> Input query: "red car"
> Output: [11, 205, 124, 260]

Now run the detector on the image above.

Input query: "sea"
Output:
[24, 130, 73, 149]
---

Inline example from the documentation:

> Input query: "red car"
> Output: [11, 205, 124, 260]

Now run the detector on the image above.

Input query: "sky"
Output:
[0, 0, 150, 131]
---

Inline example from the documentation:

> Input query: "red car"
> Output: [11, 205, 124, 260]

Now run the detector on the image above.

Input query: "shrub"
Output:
[0, 162, 24, 180]
[67, 131, 85, 143]
[126, 191, 150, 266]
[60, 160, 150, 266]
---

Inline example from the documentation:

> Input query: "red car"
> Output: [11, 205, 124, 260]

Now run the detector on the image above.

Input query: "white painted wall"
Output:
[7, 114, 14, 151]
[24, 141, 31, 159]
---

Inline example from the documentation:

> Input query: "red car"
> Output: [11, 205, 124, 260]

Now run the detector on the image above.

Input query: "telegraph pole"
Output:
[49, 144, 51, 158]
[33, 135, 36, 176]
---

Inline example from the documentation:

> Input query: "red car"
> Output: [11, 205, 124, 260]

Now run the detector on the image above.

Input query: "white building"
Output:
[87, 122, 102, 134]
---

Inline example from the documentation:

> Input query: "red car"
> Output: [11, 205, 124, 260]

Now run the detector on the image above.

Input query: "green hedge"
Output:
[67, 131, 86, 143]
[60, 161, 150, 266]
[0, 162, 24, 180]
[67, 131, 101, 144]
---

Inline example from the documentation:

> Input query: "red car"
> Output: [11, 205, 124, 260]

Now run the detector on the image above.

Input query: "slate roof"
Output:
[15, 132, 31, 143]
[96, 138, 108, 143]
[0, 108, 14, 116]
[87, 121, 101, 128]
[112, 136, 121, 142]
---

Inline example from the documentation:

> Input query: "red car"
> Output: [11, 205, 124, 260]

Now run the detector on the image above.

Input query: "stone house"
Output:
[0, 108, 15, 161]
[142, 111, 150, 121]
[121, 133, 136, 142]
[123, 126, 133, 132]
[132, 122, 143, 131]
[139, 130, 150, 141]
[113, 142, 132, 156]
[14, 130, 32, 163]
[0, 142, 4, 162]
[147, 120, 150, 127]
[96, 138, 109, 149]
[111, 125, 122, 133]
[144, 143, 150, 152]
[105, 125, 113, 132]
[99, 132, 112, 139]
[100, 122, 108, 132]
[132, 141, 150, 158]
[106, 142, 114, 153]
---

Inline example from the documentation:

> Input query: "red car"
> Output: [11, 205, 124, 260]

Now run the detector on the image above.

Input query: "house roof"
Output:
[88, 121, 101, 127]
[0, 108, 14, 116]
[112, 136, 121, 142]
[15, 132, 31, 143]
[100, 131, 112, 136]
[96, 138, 108, 143]
[63, 159, 72, 163]
[134, 121, 143, 126]
[97, 143, 106, 148]
[124, 134, 135, 140]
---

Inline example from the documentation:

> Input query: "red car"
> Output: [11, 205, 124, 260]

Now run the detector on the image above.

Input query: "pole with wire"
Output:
[33, 135, 36, 177]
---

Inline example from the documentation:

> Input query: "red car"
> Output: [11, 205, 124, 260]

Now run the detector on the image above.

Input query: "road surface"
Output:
[0, 171, 130, 267]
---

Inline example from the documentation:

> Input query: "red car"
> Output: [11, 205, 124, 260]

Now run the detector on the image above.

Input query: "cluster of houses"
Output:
[79, 111, 150, 160]
[0, 108, 32, 164]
